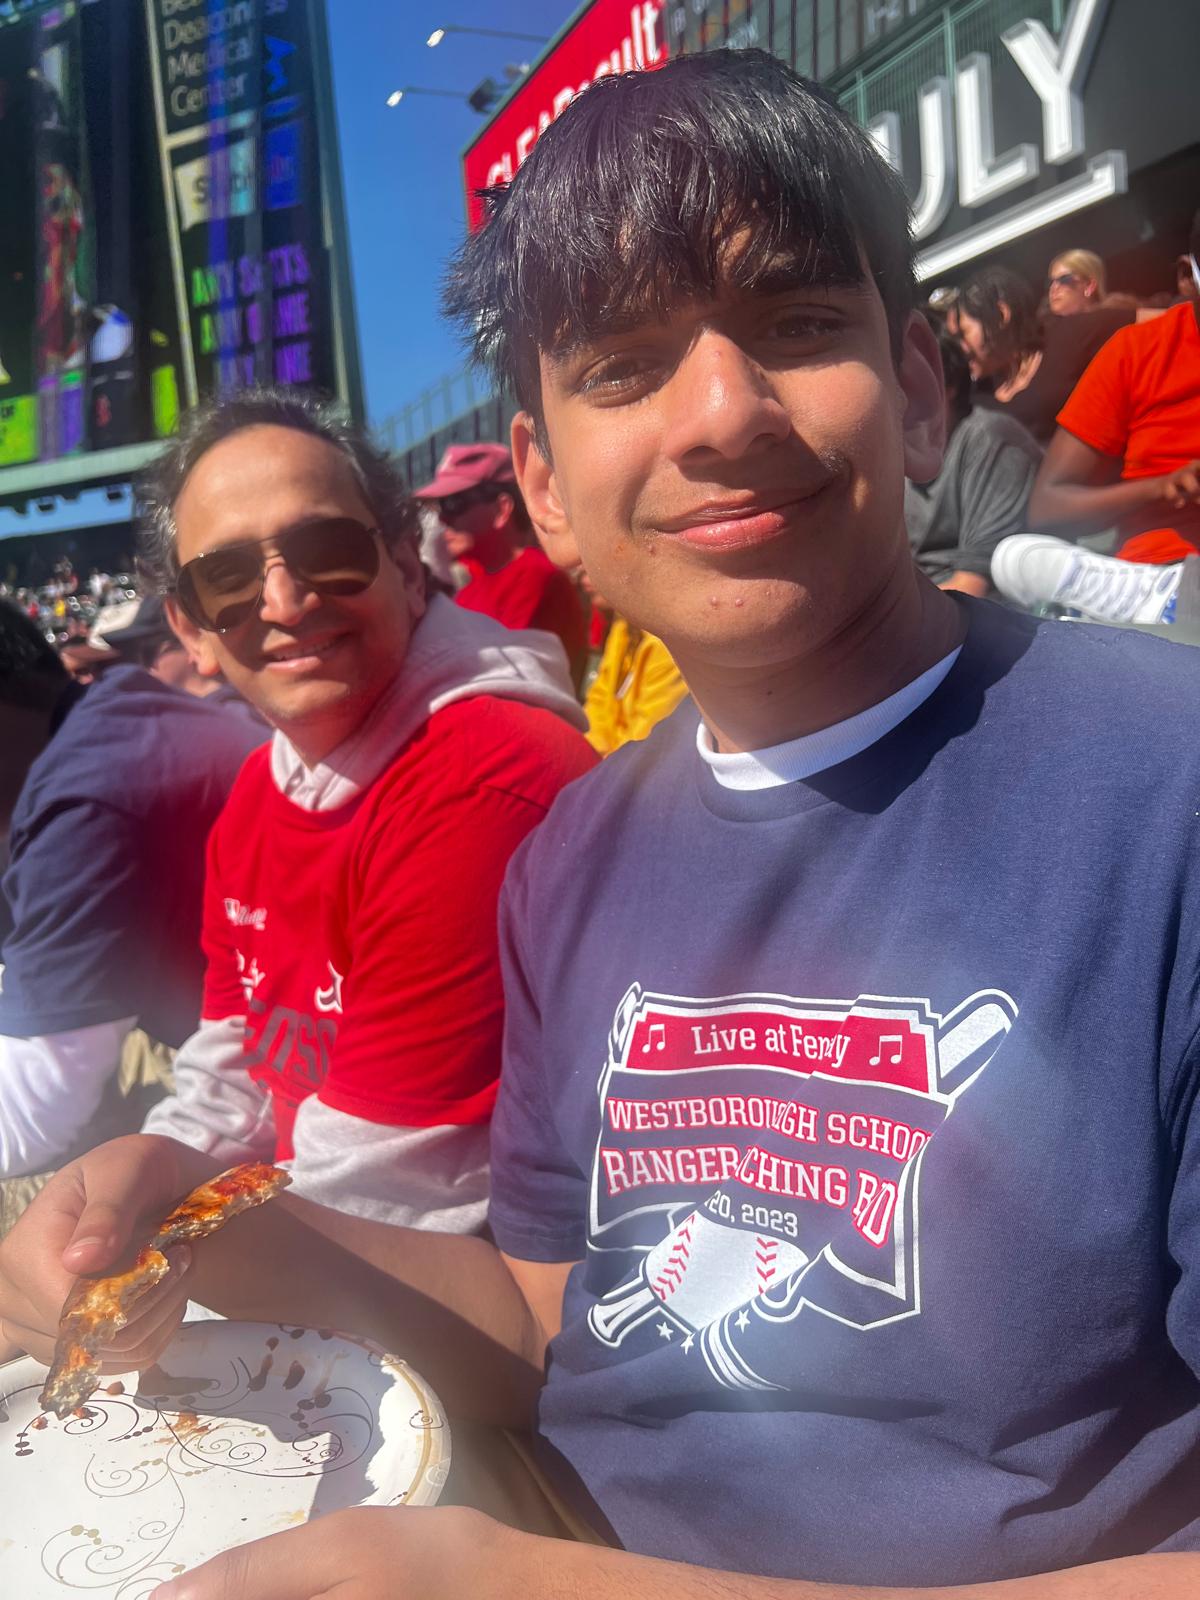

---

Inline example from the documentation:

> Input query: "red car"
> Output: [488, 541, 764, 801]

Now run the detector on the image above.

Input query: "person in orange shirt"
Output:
[1025, 211, 1200, 566]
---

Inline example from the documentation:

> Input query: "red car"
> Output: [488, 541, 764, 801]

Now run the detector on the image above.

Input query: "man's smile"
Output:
[260, 632, 349, 672]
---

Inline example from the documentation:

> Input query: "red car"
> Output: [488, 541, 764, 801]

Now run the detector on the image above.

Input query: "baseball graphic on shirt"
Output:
[648, 1209, 807, 1326]
[587, 983, 1017, 1382]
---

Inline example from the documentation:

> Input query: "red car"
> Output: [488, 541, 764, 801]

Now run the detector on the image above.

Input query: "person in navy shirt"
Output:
[0, 601, 263, 1188]
[3, 49, 1200, 1600]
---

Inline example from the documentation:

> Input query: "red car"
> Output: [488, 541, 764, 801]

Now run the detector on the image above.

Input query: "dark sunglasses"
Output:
[1047, 272, 1080, 290]
[174, 517, 382, 633]
[435, 484, 504, 521]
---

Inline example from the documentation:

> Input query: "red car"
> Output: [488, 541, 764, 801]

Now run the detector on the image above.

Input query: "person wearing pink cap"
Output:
[415, 442, 588, 688]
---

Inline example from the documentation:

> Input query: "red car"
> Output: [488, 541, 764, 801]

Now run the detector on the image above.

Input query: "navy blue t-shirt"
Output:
[0, 665, 264, 1046]
[490, 599, 1200, 1586]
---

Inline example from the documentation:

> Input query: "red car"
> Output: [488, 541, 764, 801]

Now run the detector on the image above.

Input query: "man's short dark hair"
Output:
[0, 599, 68, 713]
[445, 49, 915, 424]
[136, 386, 419, 593]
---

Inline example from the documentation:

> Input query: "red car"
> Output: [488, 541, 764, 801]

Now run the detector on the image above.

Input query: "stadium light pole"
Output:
[426, 24, 549, 48]
[385, 80, 512, 113]
[385, 85, 467, 106]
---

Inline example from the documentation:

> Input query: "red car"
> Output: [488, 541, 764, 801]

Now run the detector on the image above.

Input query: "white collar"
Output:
[269, 594, 585, 812]
[697, 647, 961, 792]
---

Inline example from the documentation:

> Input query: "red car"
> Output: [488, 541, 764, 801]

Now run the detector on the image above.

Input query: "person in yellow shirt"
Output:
[582, 576, 688, 755]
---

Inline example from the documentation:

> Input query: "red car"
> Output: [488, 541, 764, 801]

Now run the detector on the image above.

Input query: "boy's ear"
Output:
[165, 596, 222, 680]
[511, 412, 580, 571]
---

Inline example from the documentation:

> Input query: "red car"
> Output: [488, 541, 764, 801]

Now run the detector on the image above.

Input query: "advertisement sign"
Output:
[0, 0, 358, 499]
[833, 0, 1200, 281]
[0, 2, 94, 466]
[145, 0, 335, 404]
[462, 0, 670, 229]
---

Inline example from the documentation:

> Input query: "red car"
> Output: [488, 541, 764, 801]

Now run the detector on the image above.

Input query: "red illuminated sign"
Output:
[462, 0, 669, 229]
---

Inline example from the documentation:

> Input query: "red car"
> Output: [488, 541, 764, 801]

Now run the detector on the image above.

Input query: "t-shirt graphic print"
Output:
[588, 983, 1015, 1389]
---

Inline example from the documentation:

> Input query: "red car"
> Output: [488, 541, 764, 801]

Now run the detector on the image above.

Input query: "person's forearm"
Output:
[181, 1178, 545, 1427]
[1027, 475, 1169, 538]
[538, 1542, 1200, 1600]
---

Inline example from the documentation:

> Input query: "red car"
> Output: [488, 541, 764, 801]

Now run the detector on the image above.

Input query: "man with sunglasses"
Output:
[414, 443, 588, 688]
[132, 388, 593, 1229]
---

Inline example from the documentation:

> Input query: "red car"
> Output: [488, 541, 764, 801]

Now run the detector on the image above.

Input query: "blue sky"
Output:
[327, 0, 577, 431]
[0, 3, 576, 546]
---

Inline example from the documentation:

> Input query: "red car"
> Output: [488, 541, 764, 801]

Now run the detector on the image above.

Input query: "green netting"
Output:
[790, 17, 817, 77]
[952, 0, 1056, 56]
[815, 0, 839, 77]
[833, 0, 1065, 126]
[861, 32, 947, 124]
[838, 80, 866, 122]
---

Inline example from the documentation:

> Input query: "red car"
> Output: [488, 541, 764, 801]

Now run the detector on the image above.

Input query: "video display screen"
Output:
[0, 0, 351, 482]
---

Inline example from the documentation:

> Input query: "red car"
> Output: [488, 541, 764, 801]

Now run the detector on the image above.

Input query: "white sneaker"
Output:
[991, 535, 1184, 625]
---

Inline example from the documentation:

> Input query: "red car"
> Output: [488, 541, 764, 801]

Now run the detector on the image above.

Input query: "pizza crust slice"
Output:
[39, 1162, 291, 1419]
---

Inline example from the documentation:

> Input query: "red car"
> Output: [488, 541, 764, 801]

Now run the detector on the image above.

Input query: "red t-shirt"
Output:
[1056, 301, 1200, 563]
[200, 697, 596, 1159]
[458, 547, 588, 684]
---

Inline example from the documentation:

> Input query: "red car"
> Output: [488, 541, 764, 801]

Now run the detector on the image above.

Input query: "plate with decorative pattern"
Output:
[0, 1320, 450, 1598]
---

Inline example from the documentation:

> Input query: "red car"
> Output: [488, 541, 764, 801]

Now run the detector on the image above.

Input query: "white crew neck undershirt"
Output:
[696, 647, 962, 792]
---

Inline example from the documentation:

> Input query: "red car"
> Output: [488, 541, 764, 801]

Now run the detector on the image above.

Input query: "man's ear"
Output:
[491, 491, 518, 535]
[387, 537, 428, 621]
[998, 300, 1012, 326]
[165, 596, 222, 680]
[511, 412, 580, 571]
[898, 312, 947, 486]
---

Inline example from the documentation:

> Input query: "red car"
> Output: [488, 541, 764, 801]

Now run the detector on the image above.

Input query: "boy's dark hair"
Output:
[956, 266, 1041, 367]
[0, 599, 68, 713]
[445, 49, 915, 426]
[935, 328, 973, 424]
[136, 385, 419, 593]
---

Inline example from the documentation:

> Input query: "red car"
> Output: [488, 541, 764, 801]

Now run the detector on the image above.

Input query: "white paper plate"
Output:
[0, 1320, 451, 1598]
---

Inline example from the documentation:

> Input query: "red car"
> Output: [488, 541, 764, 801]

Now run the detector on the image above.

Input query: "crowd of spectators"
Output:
[0, 558, 138, 667]
[911, 207, 1200, 632]
[4, 45, 1200, 1600]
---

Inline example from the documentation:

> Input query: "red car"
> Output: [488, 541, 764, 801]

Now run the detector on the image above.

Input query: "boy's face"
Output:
[512, 270, 944, 676]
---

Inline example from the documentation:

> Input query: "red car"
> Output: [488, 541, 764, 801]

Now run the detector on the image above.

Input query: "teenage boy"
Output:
[4, 52, 1200, 1600]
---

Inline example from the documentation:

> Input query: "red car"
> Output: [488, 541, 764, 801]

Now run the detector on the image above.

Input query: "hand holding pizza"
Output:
[0, 1133, 217, 1373]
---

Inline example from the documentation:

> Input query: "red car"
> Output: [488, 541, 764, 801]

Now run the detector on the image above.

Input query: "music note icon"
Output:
[641, 1021, 667, 1053]
[868, 1033, 904, 1067]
